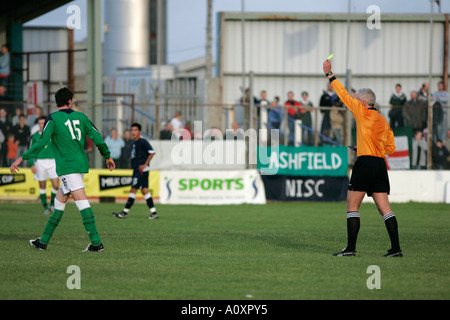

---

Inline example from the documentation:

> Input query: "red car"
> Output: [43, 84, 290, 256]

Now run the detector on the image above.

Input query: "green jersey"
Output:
[22, 108, 110, 176]
[27, 131, 56, 167]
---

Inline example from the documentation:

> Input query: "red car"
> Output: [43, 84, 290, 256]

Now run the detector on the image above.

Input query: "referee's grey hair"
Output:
[356, 88, 376, 107]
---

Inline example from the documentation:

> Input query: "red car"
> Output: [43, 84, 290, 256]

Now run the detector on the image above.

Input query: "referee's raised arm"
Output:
[323, 59, 360, 115]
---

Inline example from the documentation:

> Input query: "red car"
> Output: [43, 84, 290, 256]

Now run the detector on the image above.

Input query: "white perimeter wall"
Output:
[363, 170, 450, 203]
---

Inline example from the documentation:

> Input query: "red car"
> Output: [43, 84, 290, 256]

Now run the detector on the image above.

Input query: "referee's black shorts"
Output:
[348, 156, 390, 196]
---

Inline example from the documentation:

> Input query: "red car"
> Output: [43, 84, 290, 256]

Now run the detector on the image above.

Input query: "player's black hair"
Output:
[38, 115, 47, 121]
[55, 87, 74, 107]
[131, 122, 142, 131]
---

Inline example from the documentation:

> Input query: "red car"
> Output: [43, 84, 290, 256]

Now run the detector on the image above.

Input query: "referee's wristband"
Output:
[328, 76, 336, 83]
[325, 71, 333, 76]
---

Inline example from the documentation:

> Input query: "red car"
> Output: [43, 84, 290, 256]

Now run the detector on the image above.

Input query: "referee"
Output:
[323, 59, 402, 257]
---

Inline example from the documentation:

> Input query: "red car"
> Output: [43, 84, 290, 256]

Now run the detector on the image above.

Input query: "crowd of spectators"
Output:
[0, 78, 449, 170]
[231, 81, 450, 169]
[0, 103, 135, 169]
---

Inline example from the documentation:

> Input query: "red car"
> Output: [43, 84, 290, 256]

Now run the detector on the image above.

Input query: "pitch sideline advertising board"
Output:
[262, 175, 349, 202]
[257, 145, 348, 176]
[83, 169, 160, 199]
[159, 170, 266, 204]
[0, 168, 159, 199]
[0, 168, 41, 198]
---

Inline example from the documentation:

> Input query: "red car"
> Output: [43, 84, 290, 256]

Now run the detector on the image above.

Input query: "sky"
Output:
[25, 0, 450, 64]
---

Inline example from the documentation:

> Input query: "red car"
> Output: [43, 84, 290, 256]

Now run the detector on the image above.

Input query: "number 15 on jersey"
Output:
[65, 119, 81, 140]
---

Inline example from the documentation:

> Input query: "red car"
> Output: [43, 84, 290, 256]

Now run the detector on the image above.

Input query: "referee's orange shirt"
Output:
[331, 78, 396, 158]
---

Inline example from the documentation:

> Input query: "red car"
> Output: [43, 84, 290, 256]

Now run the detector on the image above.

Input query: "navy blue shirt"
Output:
[130, 138, 155, 171]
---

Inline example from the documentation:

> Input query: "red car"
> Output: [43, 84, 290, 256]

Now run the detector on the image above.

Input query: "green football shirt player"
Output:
[29, 115, 60, 215]
[10, 87, 116, 252]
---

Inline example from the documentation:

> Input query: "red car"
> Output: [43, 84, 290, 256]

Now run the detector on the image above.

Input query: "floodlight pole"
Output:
[345, 0, 352, 156]
[427, 0, 434, 170]
[87, 0, 103, 168]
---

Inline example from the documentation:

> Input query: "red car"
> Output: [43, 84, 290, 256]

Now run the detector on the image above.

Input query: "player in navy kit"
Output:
[113, 123, 158, 219]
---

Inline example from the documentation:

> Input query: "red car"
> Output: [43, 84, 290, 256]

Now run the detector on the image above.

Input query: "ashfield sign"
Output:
[159, 170, 266, 205]
[258, 145, 348, 176]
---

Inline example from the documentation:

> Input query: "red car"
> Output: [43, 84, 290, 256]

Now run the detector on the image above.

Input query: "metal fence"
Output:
[1, 84, 449, 170]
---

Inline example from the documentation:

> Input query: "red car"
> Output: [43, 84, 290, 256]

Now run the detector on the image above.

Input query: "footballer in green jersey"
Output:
[10, 87, 116, 252]
[29, 115, 59, 215]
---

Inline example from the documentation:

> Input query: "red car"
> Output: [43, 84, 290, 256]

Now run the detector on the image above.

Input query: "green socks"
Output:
[39, 189, 57, 209]
[39, 199, 102, 247]
[50, 189, 57, 207]
[80, 206, 102, 246]
[39, 190, 48, 209]
[40, 209, 63, 244]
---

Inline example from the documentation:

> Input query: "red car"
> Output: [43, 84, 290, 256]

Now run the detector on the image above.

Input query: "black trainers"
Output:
[113, 211, 128, 218]
[148, 213, 159, 220]
[30, 238, 47, 251]
[383, 249, 403, 257]
[333, 248, 356, 256]
[83, 243, 104, 252]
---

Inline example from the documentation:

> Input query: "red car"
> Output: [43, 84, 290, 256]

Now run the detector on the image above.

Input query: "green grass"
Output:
[0, 201, 448, 300]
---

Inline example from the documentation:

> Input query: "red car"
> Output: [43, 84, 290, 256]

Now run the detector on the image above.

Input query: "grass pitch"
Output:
[0, 201, 448, 300]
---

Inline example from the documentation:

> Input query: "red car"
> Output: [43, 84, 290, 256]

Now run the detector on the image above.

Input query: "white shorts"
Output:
[60, 173, 85, 194]
[34, 159, 58, 181]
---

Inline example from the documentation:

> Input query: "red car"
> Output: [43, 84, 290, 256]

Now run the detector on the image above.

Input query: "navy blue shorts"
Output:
[131, 170, 149, 189]
[348, 156, 390, 196]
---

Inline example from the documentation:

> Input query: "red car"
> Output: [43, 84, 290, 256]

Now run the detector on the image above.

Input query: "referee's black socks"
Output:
[383, 212, 400, 252]
[346, 211, 360, 252]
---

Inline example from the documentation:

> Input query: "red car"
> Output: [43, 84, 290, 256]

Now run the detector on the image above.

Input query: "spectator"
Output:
[170, 111, 183, 139]
[13, 114, 31, 165]
[120, 129, 133, 169]
[0, 85, 8, 100]
[204, 127, 222, 141]
[6, 133, 18, 166]
[388, 83, 406, 129]
[0, 127, 3, 154]
[319, 83, 336, 143]
[0, 44, 10, 88]
[159, 121, 173, 140]
[432, 81, 448, 142]
[299, 91, 314, 145]
[0, 85, 13, 120]
[403, 91, 426, 131]
[237, 88, 259, 130]
[257, 90, 270, 126]
[11, 107, 24, 126]
[432, 139, 449, 170]
[411, 129, 428, 170]
[104, 128, 125, 168]
[417, 82, 430, 122]
[29, 106, 44, 134]
[225, 122, 244, 140]
[0, 107, 12, 166]
[443, 129, 450, 169]
[330, 101, 345, 145]
[285, 91, 301, 145]
[268, 96, 284, 130]
[183, 121, 193, 140]
[418, 82, 430, 106]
